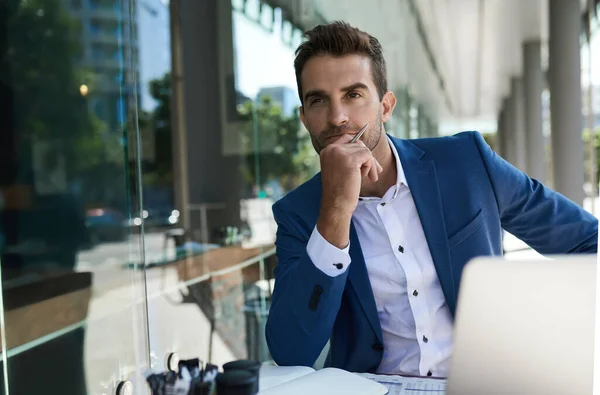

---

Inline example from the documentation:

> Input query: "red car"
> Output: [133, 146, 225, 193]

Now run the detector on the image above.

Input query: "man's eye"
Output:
[347, 92, 361, 99]
[310, 98, 324, 105]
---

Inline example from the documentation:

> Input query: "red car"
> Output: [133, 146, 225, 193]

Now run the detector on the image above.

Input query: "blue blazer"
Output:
[265, 131, 598, 373]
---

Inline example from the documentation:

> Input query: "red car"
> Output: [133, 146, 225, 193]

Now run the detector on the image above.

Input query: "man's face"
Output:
[299, 54, 395, 153]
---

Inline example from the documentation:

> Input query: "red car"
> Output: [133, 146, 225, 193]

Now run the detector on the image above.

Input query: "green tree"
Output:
[140, 73, 319, 195]
[583, 127, 600, 186]
[1, 0, 114, 196]
[237, 95, 318, 194]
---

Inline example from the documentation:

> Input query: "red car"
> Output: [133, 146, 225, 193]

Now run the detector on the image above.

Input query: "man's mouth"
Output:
[324, 132, 359, 142]
[325, 134, 342, 141]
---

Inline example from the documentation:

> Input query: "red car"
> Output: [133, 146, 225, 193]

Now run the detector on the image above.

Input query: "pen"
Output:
[349, 123, 369, 143]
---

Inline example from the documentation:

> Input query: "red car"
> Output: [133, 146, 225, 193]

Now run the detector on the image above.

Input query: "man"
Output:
[265, 21, 598, 378]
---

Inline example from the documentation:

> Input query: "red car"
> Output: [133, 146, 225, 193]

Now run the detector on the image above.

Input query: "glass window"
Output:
[0, 0, 148, 393]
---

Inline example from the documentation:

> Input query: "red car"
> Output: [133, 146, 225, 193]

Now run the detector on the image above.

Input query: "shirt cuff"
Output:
[306, 225, 352, 277]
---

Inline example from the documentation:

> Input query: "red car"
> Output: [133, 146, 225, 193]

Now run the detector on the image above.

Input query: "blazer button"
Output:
[372, 343, 384, 352]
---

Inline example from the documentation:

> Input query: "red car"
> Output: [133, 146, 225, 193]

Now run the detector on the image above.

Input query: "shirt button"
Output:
[423, 335, 428, 343]
[398, 245, 404, 253]
[427, 371, 432, 377]
[380, 202, 386, 206]
[413, 290, 418, 297]
[333, 263, 343, 270]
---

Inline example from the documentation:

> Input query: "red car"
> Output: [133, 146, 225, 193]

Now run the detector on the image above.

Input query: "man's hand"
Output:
[316, 134, 383, 248]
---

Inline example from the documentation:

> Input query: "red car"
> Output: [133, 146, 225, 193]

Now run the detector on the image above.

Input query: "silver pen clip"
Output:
[349, 123, 369, 143]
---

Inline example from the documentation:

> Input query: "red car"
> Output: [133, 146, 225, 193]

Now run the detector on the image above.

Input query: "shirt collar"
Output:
[388, 135, 408, 189]
[358, 135, 408, 202]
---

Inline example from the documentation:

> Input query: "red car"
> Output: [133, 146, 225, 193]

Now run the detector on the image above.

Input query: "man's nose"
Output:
[327, 101, 349, 126]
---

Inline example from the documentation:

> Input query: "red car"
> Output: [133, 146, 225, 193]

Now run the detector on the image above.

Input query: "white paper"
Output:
[258, 367, 388, 395]
[259, 365, 315, 391]
[357, 373, 447, 395]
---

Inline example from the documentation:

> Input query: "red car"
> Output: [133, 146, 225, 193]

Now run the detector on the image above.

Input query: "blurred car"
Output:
[85, 208, 128, 243]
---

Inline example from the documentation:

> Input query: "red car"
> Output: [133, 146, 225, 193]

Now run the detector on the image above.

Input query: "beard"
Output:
[311, 112, 383, 154]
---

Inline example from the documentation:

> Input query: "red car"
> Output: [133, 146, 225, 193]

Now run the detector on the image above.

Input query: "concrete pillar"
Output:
[548, 0, 584, 205]
[501, 98, 511, 158]
[430, 120, 438, 137]
[496, 105, 506, 158]
[171, 0, 244, 239]
[513, 77, 527, 172]
[417, 107, 428, 138]
[407, 94, 417, 139]
[169, 0, 190, 230]
[396, 88, 410, 139]
[506, 78, 526, 172]
[504, 92, 516, 166]
[523, 41, 546, 183]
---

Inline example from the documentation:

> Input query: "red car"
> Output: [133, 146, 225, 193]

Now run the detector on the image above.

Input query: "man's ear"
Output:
[381, 91, 397, 123]
[299, 106, 307, 128]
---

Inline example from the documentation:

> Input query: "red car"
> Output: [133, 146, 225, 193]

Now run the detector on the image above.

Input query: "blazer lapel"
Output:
[347, 223, 384, 343]
[391, 137, 458, 316]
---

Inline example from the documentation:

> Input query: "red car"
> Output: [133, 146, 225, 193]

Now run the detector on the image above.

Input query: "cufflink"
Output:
[333, 263, 343, 270]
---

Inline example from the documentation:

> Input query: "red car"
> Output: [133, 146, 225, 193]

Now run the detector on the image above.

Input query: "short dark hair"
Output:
[294, 21, 388, 105]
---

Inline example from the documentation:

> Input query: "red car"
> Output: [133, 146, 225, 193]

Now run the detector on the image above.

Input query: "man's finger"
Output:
[361, 163, 370, 177]
[368, 157, 379, 182]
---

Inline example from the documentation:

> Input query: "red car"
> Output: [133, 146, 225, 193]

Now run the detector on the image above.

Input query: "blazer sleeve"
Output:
[265, 200, 349, 367]
[471, 131, 598, 254]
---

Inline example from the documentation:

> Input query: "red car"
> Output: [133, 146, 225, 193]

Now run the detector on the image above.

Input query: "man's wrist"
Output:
[316, 208, 352, 249]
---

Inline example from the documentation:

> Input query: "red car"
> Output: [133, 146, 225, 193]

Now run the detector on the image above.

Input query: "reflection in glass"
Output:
[0, 0, 149, 393]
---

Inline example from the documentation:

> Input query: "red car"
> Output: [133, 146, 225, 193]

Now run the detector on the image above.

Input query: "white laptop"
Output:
[446, 255, 597, 395]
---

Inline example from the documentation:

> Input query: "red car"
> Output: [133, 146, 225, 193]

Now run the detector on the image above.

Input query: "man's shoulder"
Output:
[401, 130, 482, 148]
[391, 131, 487, 160]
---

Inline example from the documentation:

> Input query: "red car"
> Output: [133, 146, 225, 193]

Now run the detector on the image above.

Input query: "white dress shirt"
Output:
[306, 136, 454, 377]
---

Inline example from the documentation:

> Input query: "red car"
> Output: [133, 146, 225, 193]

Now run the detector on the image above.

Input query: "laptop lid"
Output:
[446, 255, 597, 395]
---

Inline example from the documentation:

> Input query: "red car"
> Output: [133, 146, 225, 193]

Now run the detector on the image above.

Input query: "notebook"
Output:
[258, 366, 389, 395]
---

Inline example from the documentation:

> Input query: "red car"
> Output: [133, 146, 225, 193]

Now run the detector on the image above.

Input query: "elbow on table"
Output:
[265, 322, 318, 367]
